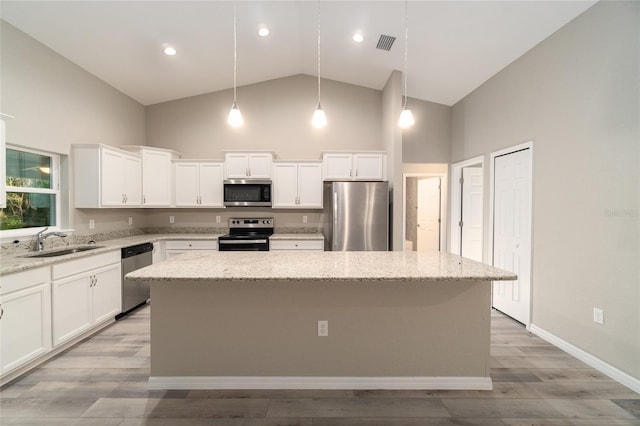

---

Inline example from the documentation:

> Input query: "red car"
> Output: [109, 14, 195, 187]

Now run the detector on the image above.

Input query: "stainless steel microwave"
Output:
[223, 179, 272, 207]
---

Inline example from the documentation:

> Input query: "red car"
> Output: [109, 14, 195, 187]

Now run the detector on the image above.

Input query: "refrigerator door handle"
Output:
[333, 190, 339, 250]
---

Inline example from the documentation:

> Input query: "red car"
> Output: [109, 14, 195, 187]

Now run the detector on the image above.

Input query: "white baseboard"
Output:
[148, 376, 493, 391]
[529, 323, 640, 394]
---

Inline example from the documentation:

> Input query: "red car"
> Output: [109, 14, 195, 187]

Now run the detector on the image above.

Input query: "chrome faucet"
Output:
[36, 227, 67, 252]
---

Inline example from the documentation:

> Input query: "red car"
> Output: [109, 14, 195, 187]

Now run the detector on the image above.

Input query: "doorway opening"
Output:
[450, 156, 484, 262]
[403, 172, 447, 252]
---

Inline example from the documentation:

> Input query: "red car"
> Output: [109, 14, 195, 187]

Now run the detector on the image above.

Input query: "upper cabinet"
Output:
[224, 152, 272, 179]
[121, 146, 180, 207]
[322, 152, 387, 181]
[174, 161, 224, 207]
[272, 161, 323, 208]
[73, 144, 142, 208]
[0, 120, 6, 208]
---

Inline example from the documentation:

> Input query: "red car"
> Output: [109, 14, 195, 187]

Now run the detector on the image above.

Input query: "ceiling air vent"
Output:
[376, 34, 396, 51]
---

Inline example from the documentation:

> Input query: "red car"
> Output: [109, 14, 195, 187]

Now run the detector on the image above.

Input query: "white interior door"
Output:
[461, 166, 483, 262]
[417, 178, 441, 252]
[492, 148, 532, 325]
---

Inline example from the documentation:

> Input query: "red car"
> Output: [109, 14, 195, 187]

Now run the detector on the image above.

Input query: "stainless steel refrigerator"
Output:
[323, 181, 389, 251]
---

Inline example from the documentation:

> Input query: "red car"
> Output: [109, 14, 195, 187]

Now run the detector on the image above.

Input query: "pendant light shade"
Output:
[312, 0, 327, 128]
[398, 108, 415, 128]
[228, 2, 243, 127]
[228, 102, 243, 127]
[399, 0, 415, 129]
[312, 103, 327, 128]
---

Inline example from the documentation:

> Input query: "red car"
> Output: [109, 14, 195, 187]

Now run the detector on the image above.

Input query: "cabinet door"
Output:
[52, 274, 92, 346]
[353, 154, 385, 180]
[91, 263, 122, 324]
[142, 150, 172, 206]
[225, 153, 249, 178]
[100, 148, 125, 206]
[272, 163, 299, 208]
[174, 162, 200, 206]
[248, 153, 272, 178]
[199, 162, 224, 207]
[297, 163, 323, 208]
[0, 283, 52, 374]
[122, 155, 142, 207]
[123, 155, 142, 206]
[323, 153, 353, 180]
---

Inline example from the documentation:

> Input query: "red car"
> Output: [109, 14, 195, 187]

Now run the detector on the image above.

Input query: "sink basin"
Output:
[22, 246, 105, 258]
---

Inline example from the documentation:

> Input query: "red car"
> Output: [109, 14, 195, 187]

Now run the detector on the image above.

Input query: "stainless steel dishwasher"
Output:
[120, 242, 153, 317]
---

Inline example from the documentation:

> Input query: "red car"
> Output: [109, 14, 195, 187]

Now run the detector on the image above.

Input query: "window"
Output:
[1, 145, 60, 231]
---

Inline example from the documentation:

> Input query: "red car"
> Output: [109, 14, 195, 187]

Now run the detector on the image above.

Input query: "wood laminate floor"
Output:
[1, 305, 638, 425]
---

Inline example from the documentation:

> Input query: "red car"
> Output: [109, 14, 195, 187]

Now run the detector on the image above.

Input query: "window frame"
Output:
[1, 143, 63, 240]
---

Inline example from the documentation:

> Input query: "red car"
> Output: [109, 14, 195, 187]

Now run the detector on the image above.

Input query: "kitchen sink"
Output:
[22, 245, 105, 258]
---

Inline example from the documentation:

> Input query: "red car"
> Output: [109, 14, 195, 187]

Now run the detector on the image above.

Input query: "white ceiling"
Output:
[1, 1, 597, 107]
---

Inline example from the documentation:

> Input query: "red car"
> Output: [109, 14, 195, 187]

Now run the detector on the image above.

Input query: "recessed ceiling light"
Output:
[352, 33, 364, 43]
[163, 46, 177, 56]
[257, 26, 270, 37]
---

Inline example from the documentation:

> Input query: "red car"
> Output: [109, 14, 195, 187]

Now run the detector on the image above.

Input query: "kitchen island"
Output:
[127, 251, 516, 390]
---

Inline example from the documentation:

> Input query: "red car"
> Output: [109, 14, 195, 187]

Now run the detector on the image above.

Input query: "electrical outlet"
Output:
[89, 219, 95, 230]
[317, 320, 328, 337]
[303, 215, 308, 223]
[593, 308, 604, 325]
[216, 215, 221, 223]
[128, 217, 133, 225]
[169, 215, 175, 224]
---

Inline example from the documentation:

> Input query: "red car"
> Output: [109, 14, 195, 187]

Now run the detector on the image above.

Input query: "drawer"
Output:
[270, 239, 324, 251]
[164, 240, 218, 250]
[52, 251, 120, 280]
[1, 266, 50, 295]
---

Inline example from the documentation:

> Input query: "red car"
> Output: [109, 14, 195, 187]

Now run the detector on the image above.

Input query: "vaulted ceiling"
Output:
[1, 1, 597, 106]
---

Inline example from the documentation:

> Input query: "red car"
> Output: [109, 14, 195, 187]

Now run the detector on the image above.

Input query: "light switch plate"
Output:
[593, 307, 604, 325]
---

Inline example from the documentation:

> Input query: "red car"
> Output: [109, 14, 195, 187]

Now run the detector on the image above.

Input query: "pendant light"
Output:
[399, 0, 415, 129]
[228, 1, 243, 127]
[312, 0, 327, 128]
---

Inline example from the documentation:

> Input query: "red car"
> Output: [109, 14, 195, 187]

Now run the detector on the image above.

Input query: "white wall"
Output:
[451, 1, 640, 381]
[0, 21, 147, 235]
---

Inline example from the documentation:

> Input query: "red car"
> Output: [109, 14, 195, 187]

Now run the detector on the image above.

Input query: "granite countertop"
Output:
[126, 251, 517, 282]
[0, 233, 323, 276]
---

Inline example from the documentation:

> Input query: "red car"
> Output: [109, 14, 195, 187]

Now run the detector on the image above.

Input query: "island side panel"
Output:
[150, 279, 491, 378]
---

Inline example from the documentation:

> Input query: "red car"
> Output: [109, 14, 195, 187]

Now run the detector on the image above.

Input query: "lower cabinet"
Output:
[270, 239, 324, 251]
[52, 252, 121, 347]
[0, 267, 51, 376]
[165, 240, 218, 259]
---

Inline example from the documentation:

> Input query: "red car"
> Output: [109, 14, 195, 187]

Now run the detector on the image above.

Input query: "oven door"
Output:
[218, 238, 270, 251]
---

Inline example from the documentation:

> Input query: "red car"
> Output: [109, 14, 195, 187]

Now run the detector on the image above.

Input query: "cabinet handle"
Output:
[143, 195, 146, 204]
[122, 194, 125, 204]
[94, 275, 98, 287]
[355, 169, 358, 177]
[0, 304, 4, 320]
[246, 168, 250, 177]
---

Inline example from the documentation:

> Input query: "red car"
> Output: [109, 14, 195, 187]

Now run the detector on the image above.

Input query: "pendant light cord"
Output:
[233, 1, 238, 104]
[403, 0, 408, 109]
[317, 0, 321, 105]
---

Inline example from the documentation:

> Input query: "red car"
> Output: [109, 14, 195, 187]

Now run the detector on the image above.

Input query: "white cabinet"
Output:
[322, 152, 387, 181]
[270, 239, 324, 251]
[51, 252, 121, 347]
[165, 240, 218, 259]
[0, 119, 6, 208]
[152, 241, 165, 263]
[0, 267, 51, 375]
[73, 144, 142, 208]
[224, 152, 272, 179]
[174, 161, 224, 207]
[273, 162, 322, 208]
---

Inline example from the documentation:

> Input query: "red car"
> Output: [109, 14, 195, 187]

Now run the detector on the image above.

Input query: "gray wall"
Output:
[0, 21, 147, 235]
[145, 74, 383, 159]
[403, 98, 451, 164]
[450, 1, 639, 380]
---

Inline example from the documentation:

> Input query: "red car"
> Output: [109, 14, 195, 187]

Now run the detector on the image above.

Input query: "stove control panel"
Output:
[228, 217, 274, 228]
